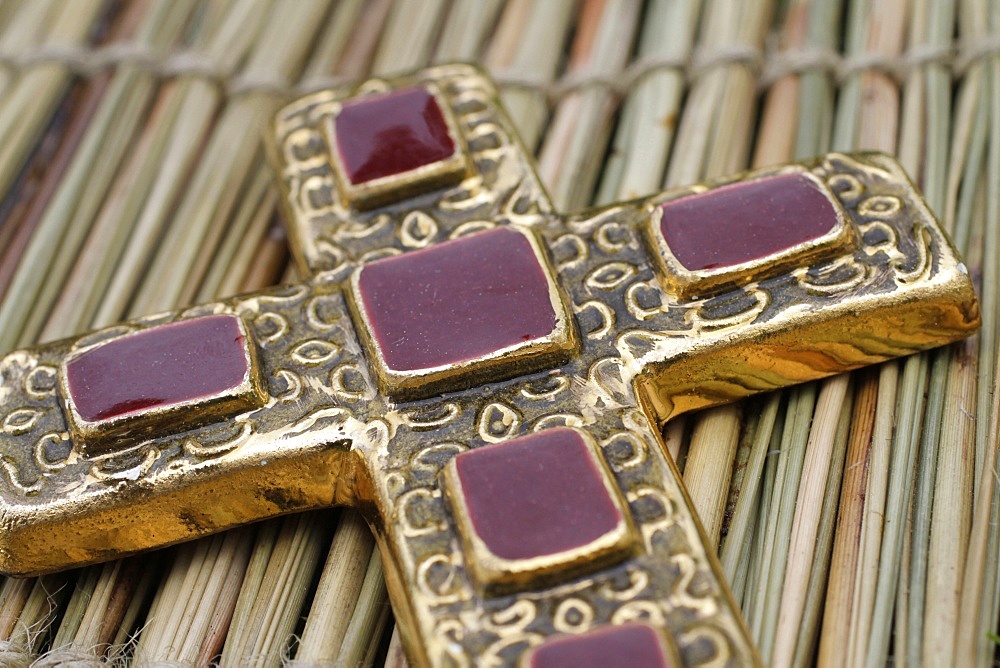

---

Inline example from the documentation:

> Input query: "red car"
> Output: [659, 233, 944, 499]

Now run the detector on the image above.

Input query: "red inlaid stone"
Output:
[334, 86, 456, 185]
[452, 428, 623, 561]
[527, 624, 674, 668]
[65, 315, 252, 422]
[659, 172, 840, 271]
[356, 227, 557, 372]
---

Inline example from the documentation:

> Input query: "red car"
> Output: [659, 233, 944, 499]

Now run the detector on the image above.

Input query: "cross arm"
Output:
[270, 63, 553, 281]
[0, 281, 376, 575]
[544, 152, 979, 427]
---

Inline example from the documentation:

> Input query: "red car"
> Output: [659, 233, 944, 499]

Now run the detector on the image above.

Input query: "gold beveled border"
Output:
[440, 427, 639, 596]
[58, 314, 268, 455]
[517, 622, 683, 668]
[321, 82, 471, 211]
[346, 226, 579, 401]
[645, 166, 857, 300]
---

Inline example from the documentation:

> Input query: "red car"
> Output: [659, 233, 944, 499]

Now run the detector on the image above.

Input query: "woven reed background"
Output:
[0, 0, 998, 666]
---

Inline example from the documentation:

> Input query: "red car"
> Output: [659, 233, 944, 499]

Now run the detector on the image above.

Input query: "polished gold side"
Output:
[0, 282, 378, 575]
[0, 437, 357, 577]
[637, 270, 977, 423]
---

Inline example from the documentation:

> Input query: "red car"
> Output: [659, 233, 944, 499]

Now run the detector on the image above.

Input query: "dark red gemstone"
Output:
[357, 227, 557, 372]
[334, 86, 456, 185]
[65, 315, 251, 422]
[527, 624, 674, 668]
[452, 428, 623, 561]
[659, 172, 840, 271]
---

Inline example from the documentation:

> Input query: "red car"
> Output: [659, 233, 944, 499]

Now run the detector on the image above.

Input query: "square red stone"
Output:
[444, 428, 635, 593]
[350, 227, 574, 399]
[60, 314, 265, 452]
[327, 85, 467, 208]
[649, 171, 853, 298]
[524, 624, 677, 668]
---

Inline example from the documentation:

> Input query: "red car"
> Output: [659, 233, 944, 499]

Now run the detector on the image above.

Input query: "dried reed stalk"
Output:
[596, 0, 699, 203]
[956, 3, 1000, 667]
[535, 0, 641, 211]
[683, 406, 742, 548]
[719, 395, 779, 591]
[818, 370, 877, 665]
[792, 395, 853, 667]
[0, 0, 104, 206]
[371, 0, 449, 75]
[747, 384, 816, 657]
[483, 0, 577, 151]
[219, 512, 331, 667]
[662, 1, 776, 576]
[771, 377, 850, 666]
[24, 0, 197, 346]
[290, 512, 375, 664]
[433, 0, 504, 63]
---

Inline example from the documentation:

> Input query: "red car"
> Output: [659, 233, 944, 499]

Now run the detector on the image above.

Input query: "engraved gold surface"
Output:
[267, 64, 554, 279]
[0, 64, 980, 667]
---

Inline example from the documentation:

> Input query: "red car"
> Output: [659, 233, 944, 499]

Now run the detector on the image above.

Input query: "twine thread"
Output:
[0, 33, 995, 103]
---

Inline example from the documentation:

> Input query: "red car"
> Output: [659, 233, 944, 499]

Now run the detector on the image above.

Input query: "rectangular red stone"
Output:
[61, 314, 263, 450]
[445, 428, 634, 592]
[352, 227, 573, 398]
[659, 172, 842, 271]
[454, 428, 622, 560]
[526, 624, 676, 668]
[334, 86, 457, 185]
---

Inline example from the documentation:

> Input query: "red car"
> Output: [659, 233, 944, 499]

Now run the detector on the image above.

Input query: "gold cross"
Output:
[0, 64, 978, 666]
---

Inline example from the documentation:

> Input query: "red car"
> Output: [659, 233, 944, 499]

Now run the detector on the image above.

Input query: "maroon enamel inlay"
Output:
[452, 428, 622, 561]
[334, 86, 456, 185]
[528, 624, 673, 668]
[357, 227, 557, 372]
[65, 315, 251, 422]
[659, 172, 840, 271]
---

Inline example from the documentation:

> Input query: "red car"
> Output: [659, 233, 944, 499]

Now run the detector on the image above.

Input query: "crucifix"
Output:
[0, 64, 979, 666]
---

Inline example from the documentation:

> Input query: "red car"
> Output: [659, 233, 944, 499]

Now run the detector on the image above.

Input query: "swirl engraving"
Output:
[477, 402, 521, 443]
[2, 408, 44, 435]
